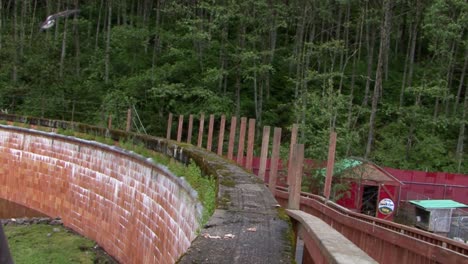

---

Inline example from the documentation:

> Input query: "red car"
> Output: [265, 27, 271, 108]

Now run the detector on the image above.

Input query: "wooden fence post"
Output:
[217, 115, 226, 156]
[187, 114, 193, 144]
[245, 118, 256, 171]
[126, 108, 132, 132]
[287, 124, 298, 186]
[269, 127, 282, 194]
[197, 113, 205, 148]
[288, 144, 304, 210]
[323, 131, 337, 200]
[237, 117, 247, 166]
[258, 126, 271, 182]
[227, 116, 237, 160]
[166, 113, 173, 139]
[107, 115, 112, 130]
[177, 115, 184, 142]
[207, 114, 215, 151]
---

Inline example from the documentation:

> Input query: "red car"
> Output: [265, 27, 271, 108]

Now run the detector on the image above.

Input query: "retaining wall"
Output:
[0, 126, 202, 263]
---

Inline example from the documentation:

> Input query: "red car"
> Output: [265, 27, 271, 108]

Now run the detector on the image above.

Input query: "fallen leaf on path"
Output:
[224, 234, 235, 239]
[202, 233, 221, 239]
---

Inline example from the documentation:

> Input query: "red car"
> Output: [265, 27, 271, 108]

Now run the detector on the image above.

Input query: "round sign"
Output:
[378, 198, 395, 215]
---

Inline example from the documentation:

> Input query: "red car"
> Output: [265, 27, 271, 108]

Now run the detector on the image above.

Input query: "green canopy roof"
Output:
[409, 199, 467, 209]
[316, 158, 362, 177]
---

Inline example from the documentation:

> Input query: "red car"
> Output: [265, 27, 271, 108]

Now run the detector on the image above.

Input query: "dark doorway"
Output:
[361, 185, 378, 216]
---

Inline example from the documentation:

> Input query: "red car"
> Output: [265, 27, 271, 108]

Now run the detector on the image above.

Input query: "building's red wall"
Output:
[385, 167, 468, 204]
[0, 128, 201, 263]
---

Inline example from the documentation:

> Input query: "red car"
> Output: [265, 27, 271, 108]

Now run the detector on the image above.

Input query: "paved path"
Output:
[178, 148, 293, 263]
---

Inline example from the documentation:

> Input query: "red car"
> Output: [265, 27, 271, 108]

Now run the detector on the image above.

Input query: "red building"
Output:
[324, 158, 403, 220]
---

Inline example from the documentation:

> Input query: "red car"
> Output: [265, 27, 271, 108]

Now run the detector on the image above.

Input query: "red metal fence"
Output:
[385, 167, 468, 204]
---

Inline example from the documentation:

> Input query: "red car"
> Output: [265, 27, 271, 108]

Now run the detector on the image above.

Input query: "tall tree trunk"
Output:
[73, 0, 80, 77]
[365, 0, 394, 159]
[444, 42, 457, 115]
[266, 0, 278, 100]
[0, 0, 3, 50]
[19, 0, 26, 57]
[54, 0, 62, 41]
[29, 0, 38, 44]
[399, 23, 412, 108]
[362, 26, 376, 107]
[456, 84, 467, 172]
[95, 0, 104, 51]
[235, 23, 246, 117]
[12, 0, 18, 83]
[59, 12, 68, 78]
[104, 0, 112, 84]
[151, 0, 162, 85]
[338, 2, 351, 93]
[454, 51, 467, 114]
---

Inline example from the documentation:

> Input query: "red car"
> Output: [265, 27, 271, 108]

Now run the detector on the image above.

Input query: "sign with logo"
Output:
[378, 198, 395, 215]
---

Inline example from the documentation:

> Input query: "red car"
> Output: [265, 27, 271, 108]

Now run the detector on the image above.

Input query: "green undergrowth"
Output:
[4, 224, 111, 264]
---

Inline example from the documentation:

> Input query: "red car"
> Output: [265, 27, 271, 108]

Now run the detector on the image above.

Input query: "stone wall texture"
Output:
[0, 126, 202, 263]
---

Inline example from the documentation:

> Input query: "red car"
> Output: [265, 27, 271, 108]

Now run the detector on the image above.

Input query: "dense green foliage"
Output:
[0, 0, 466, 173]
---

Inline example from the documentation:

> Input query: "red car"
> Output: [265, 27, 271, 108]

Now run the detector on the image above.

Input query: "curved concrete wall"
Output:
[0, 126, 202, 263]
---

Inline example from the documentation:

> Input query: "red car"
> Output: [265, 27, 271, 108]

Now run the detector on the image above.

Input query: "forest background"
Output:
[0, 0, 466, 174]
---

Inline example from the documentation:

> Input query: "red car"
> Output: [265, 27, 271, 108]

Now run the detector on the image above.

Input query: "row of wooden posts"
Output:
[119, 110, 337, 209]
[164, 113, 338, 209]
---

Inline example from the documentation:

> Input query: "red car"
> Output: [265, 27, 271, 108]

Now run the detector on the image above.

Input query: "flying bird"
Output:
[40, 9, 80, 31]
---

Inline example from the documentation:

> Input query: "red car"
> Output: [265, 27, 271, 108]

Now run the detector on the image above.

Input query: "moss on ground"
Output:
[4, 224, 115, 264]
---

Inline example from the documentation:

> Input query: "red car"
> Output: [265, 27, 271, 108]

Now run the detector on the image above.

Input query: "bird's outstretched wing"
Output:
[48, 9, 80, 20]
[40, 9, 80, 31]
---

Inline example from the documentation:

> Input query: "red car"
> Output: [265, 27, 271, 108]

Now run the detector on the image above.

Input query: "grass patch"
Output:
[4, 224, 100, 264]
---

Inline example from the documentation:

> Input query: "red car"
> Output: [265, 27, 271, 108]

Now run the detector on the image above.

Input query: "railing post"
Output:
[126, 108, 132, 132]
[269, 127, 282, 194]
[237, 117, 247, 166]
[197, 113, 205, 148]
[217, 115, 226, 156]
[187, 114, 193, 144]
[107, 115, 112, 130]
[177, 115, 184, 142]
[323, 131, 337, 200]
[166, 113, 173, 139]
[258, 126, 270, 182]
[288, 144, 304, 210]
[245, 118, 256, 171]
[287, 124, 298, 186]
[207, 114, 215, 152]
[227, 116, 237, 160]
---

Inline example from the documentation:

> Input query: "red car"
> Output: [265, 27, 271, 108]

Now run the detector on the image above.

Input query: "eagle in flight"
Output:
[40, 9, 80, 31]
